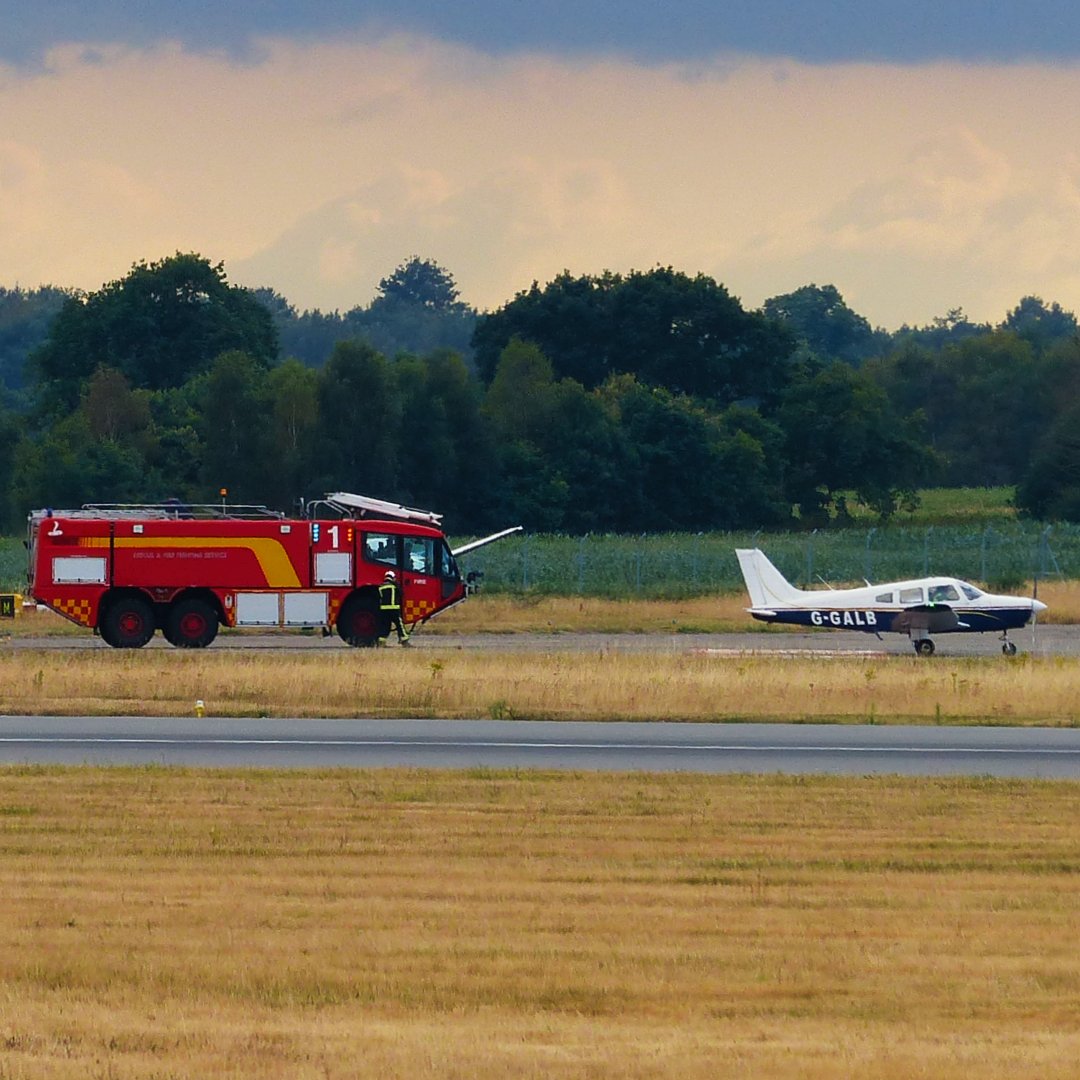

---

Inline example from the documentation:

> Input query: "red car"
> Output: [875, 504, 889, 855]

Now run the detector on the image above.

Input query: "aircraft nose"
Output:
[1033, 599, 1048, 613]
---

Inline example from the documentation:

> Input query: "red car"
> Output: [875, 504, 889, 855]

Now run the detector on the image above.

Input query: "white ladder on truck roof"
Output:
[323, 492, 443, 526]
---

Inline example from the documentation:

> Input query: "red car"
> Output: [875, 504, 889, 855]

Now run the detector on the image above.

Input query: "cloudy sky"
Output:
[4, 2, 1080, 329]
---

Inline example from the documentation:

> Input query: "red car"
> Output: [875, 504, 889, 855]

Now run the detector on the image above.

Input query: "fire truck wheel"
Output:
[100, 595, 156, 649]
[164, 598, 219, 649]
[337, 596, 389, 647]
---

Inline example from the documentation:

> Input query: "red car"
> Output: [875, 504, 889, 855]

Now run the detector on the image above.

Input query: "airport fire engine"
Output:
[26, 493, 520, 649]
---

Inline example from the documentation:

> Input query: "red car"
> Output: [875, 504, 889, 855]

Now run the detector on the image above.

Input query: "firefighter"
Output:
[378, 570, 411, 646]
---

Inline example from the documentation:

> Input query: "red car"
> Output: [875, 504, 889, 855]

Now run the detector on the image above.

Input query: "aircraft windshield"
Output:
[960, 584, 982, 600]
[928, 584, 960, 603]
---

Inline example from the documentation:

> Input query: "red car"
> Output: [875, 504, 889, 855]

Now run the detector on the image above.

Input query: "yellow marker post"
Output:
[195, 700, 206, 718]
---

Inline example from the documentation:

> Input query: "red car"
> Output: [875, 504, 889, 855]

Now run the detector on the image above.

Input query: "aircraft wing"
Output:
[893, 605, 962, 634]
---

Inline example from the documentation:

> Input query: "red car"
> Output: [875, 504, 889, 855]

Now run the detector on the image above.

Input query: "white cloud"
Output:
[3, 36, 1080, 326]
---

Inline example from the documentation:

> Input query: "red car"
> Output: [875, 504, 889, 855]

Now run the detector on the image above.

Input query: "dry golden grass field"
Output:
[3, 637, 1080, 725]
[2, 768, 1080, 1079]
[4, 591, 1080, 1078]
[3, 586, 1079, 725]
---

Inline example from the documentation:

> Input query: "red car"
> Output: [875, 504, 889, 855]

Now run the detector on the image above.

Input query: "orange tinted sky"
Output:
[3, 32, 1080, 327]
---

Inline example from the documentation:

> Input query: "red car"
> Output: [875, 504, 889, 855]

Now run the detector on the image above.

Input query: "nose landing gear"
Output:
[913, 637, 935, 657]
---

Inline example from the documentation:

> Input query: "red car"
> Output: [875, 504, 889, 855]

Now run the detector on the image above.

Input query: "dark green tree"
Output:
[890, 307, 990, 350]
[0, 403, 23, 530]
[481, 339, 635, 531]
[1000, 296, 1078, 353]
[255, 260, 477, 369]
[265, 359, 319, 509]
[13, 413, 150, 511]
[869, 331, 1066, 487]
[314, 341, 401, 496]
[482, 340, 573, 529]
[778, 361, 937, 523]
[1016, 390, 1080, 521]
[602, 376, 787, 531]
[198, 351, 274, 502]
[473, 267, 795, 405]
[376, 256, 465, 312]
[0, 285, 69, 393]
[420, 349, 501, 528]
[30, 253, 278, 412]
[761, 284, 887, 365]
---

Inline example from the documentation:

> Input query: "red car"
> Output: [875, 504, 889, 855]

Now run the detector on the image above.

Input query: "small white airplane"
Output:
[735, 548, 1046, 657]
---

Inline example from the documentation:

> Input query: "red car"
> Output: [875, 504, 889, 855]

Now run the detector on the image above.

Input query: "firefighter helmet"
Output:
[384, 570, 396, 581]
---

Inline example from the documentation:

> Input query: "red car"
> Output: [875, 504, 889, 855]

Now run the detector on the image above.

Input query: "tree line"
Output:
[0, 253, 1078, 534]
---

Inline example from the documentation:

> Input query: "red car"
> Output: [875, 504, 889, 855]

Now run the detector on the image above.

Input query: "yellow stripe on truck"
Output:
[79, 536, 303, 589]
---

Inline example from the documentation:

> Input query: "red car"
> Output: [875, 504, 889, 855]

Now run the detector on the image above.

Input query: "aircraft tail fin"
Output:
[735, 548, 805, 609]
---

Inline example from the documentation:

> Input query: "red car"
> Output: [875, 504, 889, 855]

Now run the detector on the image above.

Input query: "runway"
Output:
[2, 716, 1080, 777]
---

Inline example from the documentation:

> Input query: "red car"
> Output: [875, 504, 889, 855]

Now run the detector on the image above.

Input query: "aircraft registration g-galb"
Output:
[735, 548, 1046, 657]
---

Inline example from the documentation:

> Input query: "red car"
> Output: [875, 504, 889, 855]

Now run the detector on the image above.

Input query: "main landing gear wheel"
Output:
[100, 595, 156, 649]
[337, 597, 389, 648]
[913, 639, 935, 657]
[1002, 640, 1018, 657]
[164, 598, 219, 649]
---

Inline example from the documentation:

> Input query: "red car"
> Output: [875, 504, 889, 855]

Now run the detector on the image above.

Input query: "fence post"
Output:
[865, 527, 876, 583]
[923, 527, 933, 577]
[805, 530, 816, 587]
[577, 535, 586, 594]
[521, 534, 530, 591]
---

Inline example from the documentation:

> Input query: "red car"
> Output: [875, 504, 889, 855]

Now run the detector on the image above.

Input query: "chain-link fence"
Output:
[4, 525, 1071, 598]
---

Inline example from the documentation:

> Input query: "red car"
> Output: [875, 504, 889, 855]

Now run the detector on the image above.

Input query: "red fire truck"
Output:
[26, 493, 520, 649]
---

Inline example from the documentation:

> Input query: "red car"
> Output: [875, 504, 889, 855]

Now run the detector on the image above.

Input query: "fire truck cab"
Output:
[26, 493, 520, 649]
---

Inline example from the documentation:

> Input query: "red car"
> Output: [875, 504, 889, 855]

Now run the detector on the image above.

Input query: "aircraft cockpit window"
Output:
[875, 591, 894, 603]
[928, 584, 960, 603]
[899, 587, 924, 605]
[961, 584, 982, 601]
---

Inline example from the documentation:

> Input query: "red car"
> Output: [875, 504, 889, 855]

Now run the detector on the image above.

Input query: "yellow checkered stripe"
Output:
[404, 598, 436, 623]
[54, 598, 95, 626]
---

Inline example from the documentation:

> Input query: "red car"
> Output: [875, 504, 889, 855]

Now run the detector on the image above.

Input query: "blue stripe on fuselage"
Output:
[750, 608, 1032, 633]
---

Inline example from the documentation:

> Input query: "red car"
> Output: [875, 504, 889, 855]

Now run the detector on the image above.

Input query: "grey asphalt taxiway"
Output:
[2, 715, 1080, 778]
[3, 624, 1074, 656]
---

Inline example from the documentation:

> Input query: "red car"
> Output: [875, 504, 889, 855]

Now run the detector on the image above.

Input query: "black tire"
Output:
[164, 597, 219, 649]
[1003, 641, 1018, 657]
[337, 596, 389, 647]
[99, 595, 156, 649]
[914, 639, 935, 657]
